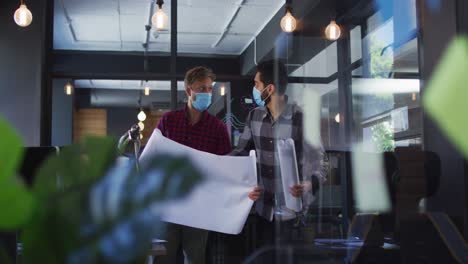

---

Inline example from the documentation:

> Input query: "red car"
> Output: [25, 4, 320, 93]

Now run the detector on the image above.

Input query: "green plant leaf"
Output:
[21, 202, 71, 264]
[0, 177, 34, 229]
[33, 137, 118, 198]
[0, 246, 13, 264]
[21, 137, 119, 263]
[66, 155, 203, 264]
[23, 136, 203, 264]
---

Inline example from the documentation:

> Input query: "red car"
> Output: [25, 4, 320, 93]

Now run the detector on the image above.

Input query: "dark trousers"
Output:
[157, 223, 208, 264]
[248, 215, 298, 264]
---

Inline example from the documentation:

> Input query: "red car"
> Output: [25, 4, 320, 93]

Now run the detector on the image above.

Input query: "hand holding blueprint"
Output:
[139, 129, 257, 234]
[277, 139, 302, 212]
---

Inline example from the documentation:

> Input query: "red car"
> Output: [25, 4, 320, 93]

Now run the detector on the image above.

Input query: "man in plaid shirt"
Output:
[156, 66, 231, 264]
[231, 60, 326, 248]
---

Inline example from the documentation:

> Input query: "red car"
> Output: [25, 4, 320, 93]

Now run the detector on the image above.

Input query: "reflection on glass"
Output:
[352, 5, 421, 152]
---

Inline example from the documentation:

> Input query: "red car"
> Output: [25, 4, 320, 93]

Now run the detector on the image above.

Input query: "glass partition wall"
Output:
[47, 0, 457, 263]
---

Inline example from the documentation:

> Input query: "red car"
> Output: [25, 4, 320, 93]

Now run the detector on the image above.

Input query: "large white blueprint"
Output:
[277, 139, 302, 212]
[139, 129, 257, 234]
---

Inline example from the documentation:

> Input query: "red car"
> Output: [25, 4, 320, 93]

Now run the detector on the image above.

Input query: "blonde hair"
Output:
[184, 66, 216, 87]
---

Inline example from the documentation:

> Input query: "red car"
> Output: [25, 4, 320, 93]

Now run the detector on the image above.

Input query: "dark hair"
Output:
[184, 66, 216, 86]
[256, 60, 288, 95]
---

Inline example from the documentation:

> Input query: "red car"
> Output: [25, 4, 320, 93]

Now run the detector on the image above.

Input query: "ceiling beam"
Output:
[59, 0, 77, 42]
[212, 0, 247, 48]
[240, 0, 375, 75]
[51, 51, 244, 81]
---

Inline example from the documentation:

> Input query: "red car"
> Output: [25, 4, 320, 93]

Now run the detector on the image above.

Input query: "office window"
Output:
[351, 4, 421, 152]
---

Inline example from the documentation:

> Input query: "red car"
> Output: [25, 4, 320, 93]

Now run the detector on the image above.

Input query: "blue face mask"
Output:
[252, 86, 270, 107]
[191, 92, 212, 111]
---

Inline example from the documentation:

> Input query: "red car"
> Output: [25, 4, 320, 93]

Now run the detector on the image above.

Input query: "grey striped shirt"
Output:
[230, 103, 326, 221]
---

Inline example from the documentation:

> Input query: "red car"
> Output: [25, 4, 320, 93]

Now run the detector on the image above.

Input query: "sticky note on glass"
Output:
[351, 142, 391, 213]
[303, 89, 321, 147]
[423, 36, 468, 159]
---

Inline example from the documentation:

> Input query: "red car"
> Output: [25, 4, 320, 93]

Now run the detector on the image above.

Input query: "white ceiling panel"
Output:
[216, 34, 254, 54]
[120, 80, 142, 88]
[146, 42, 170, 53]
[151, 32, 171, 42]
[120, 14, 148, 41]
[63, 0, 117, 16]
[177, 6, 230, 33]
[92, 79, 123, 89]
[179, 0, 238, 8]
[75, 80, 186, 91]
[118, 0, 149, 16]
[54, 0, 284, 55]
[229, 3, 281, 34]
[177, 34, 218, 46]
[72, 15, 121, 42]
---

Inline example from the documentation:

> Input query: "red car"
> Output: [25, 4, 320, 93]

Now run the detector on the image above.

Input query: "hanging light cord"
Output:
[156, 0, 164, 9]
[285, 0, 292, 13]
[138, 91, 143, 109]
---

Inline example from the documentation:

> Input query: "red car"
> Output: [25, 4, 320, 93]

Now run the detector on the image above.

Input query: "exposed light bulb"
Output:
[412, 92, 417, 101]
[140, 134, 143, 140]
[64, 81, 74, 95]
[144, 86, 150, 96]
[151, 6, 169, 31]
[138, 121, 145, 131]
[325, 20, 341, 41]
[137, 110, 147, 122]
[14, 4, 33, 27]
[220, 86, 225, 96]
[335, 113, 340, 123]
[280, 9, 297, 33]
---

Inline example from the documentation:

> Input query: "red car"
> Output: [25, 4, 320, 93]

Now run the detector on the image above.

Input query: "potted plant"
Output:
[0, 116, 202, 264]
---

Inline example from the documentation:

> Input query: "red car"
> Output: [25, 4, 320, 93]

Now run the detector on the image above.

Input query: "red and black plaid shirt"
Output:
[156, 106, 232, 155]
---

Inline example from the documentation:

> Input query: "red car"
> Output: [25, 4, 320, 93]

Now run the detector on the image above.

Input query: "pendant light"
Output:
[151, 0, 169, 31]
[144, 81, 150, 96]
[137, 93, 146, 122]
[138, 121, 145, 131]
[220, 86, 226, 96]
[137, 109, 147, 122]
[325, 1, 341, 41]
[14, 0, 33, 28]
[64, 80, 74, 95]
[335, 113, 340, 123]
[280, 2, 297, 33]
[325, 20, 341, 41]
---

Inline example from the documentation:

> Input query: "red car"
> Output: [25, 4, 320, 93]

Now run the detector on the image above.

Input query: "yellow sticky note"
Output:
[423, 36, 468, 159]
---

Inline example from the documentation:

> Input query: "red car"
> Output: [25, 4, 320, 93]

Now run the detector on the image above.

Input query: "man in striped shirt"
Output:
[231, 60, 326, 248]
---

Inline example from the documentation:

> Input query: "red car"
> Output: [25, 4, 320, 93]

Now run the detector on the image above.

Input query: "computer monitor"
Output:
[19, 146, 59, 187]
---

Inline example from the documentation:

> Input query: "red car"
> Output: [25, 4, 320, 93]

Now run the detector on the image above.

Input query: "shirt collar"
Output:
[261, 97, 295, 121]
[281, 104, 294, 120]
[184, 103, 208, 124]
